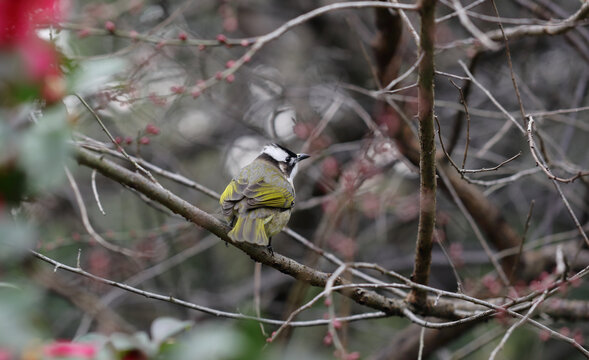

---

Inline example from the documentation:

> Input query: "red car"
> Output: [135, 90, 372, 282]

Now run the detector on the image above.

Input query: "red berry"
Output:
[178, 32, 187, 41]
[225, 74, 235, 83]
[216, 34, 227, 43]
[191, 89, 201, 98]
[225, 60, 235, 68]
[243, 55, 251, 62]
[139, 136, 150, 145]
[114, 136, 123, 144]
[125, 136, 133, 145]
[105, 21, 116, 32]
[215, 71, 224, 80]
[240, 39, 249, 47]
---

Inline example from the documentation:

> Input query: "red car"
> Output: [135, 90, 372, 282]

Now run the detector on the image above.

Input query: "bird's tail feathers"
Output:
[227, 216, 270, 246]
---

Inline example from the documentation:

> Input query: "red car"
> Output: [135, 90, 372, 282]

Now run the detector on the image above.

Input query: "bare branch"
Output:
[407, 0, 438, 307]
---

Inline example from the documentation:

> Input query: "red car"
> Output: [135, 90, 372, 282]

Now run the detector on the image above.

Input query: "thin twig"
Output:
[31, 250, 385, 328]
[439, 1, 589, 49]
[254, 262, 267, 336]
[417, 325, 426, 360]
[434, 231, 464, 293]
[381, 53, 424, 92]
[451, 0, 500, 50]
[488, 290, 548, 360]
[526, 118, 589, 183]
[436, 117, 520, 176]
[436, 0, 487, 23]
[77, 138, 221, 199]
[437, 167, 511, 286]
[526, 117, 589, 247]
[457, 60, 525, 132]
[73, 94, 162, 188]
[387, 0, 420, 44]
[302, 96, 344, 153]
[489, 0, 527, 125]
[325, 265, 350, 357]
[64, 166, 144, 257]
[91, 170, 106, 215]
[448, 80, 471, 169]
[509, 200, 534, 283]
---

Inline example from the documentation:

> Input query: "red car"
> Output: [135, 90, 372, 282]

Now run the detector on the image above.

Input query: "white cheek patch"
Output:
[262, 145, 289, 162]
[288, 163, 299, 184]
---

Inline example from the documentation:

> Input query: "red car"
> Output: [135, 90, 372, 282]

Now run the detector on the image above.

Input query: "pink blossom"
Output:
[0, 348, 12, 360]
[145, 124, 160, 135]
[323, 332, 333, 346]
[0, 0, 61, 46]
[170, 85, 185, 94]
[105, 20, 116, 32]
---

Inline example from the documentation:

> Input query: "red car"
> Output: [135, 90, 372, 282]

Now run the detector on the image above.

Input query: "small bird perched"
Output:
[219, 144, 310, 254]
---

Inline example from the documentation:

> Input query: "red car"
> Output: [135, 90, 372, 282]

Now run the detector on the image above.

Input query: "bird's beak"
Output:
[297, 153, 310, 162]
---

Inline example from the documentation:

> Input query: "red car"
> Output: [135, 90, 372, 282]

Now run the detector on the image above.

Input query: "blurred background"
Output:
[1, 0, 589, 359]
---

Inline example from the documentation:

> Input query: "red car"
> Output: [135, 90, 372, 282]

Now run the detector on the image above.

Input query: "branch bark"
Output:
[407, 0, 437, 308]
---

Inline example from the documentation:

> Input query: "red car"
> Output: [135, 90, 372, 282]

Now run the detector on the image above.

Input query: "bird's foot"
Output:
[266, 244, 274, 256]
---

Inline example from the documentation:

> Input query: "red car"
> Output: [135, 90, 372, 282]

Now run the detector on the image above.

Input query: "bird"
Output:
[219, 143, 310, 254]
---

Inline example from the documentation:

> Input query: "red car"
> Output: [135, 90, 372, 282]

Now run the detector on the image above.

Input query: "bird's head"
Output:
[261, 143, 310, 182]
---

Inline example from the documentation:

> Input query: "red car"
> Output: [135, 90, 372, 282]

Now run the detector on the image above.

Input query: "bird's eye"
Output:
[285, 156, 291, 163]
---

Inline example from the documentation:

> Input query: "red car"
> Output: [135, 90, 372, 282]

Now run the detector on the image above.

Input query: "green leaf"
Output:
[19, 105, 71, 192]
[109, 332, 156, 357]
[171, 324, 246, 360]
[0, 219, 35, 261]
[70, 58, 128, 94]
[151, 317, 193, 346]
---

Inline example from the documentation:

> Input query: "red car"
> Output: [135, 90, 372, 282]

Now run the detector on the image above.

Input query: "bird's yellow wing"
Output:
[220, 178, 294, 217]
[242, 180, 295, 209]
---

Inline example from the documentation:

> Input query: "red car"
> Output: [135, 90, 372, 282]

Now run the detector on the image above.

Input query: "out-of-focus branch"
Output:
[440, 1, 589, 49]
[29, 264, 135, 334]
[407, 0, 437, 308]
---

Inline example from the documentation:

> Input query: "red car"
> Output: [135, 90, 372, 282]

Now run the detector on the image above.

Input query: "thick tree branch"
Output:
[407, 0, 437, 308]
